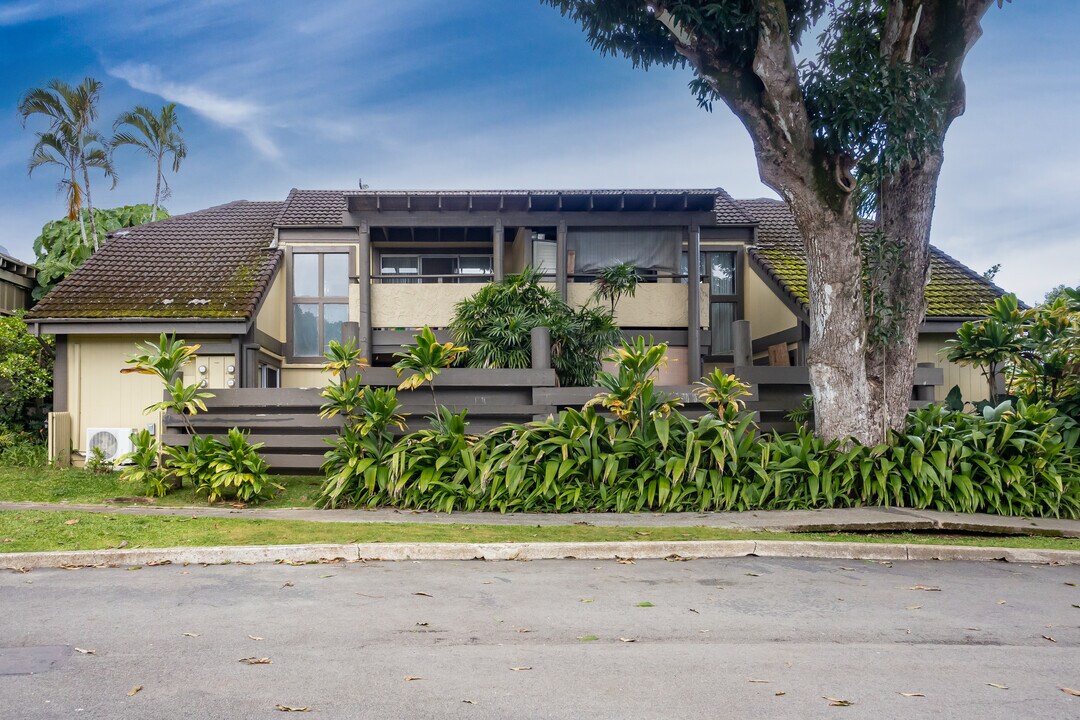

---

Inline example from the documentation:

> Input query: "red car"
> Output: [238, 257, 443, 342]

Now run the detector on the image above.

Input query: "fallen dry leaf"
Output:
[510, 666, 532, 671]
[74, 647, 95, 655]
[580, 598, 593, 603]
[112, 540, 128, 549]
[274, 705, 310, 712]
[1042, 635, 1056, 643]
[516, 628, 531, 633]
[249, 635, 264, 641]
[1061, 687, 1080, 697]
[987, 683, 1009, 689]
[126, 566, 142, 571]
[182, 633, 200, 638]
[415, 622, 429, 627]
[748, 679, 769, 684]
[282, 582, 294, 588]
[775, 691, 786, 696]
[64, 518, 79, 525]
[898, 692, 925, 698]
[404, 676, 422, 681]
[239, 657, 272, 665]
[909, 585, 941, 592]
[413, 592, 433, 597]
[127, 685, 142, 697]
[665, 554, 688, 562]
[997, 600, 1007, 605]
[618, 637, 636, 643]
[145, 560, 171, 567]
[907, 605, 922, 610]
[824, 696, 852, 706]
[1065, 582, 1077, 587]
[462, 699, 477, 704]
[616, 558, 635, 565]
[576, 635, 598, 642]
[745, 572, 760, 577]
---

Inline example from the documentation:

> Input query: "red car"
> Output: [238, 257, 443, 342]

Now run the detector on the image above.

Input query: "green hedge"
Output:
[320, 399, 1080, 518]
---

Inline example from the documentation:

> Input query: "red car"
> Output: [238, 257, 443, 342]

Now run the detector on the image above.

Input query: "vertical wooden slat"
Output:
[47, 411, 72, 468]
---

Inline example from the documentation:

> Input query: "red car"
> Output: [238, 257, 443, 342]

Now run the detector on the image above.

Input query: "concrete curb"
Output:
[3, 540, 1078, 570]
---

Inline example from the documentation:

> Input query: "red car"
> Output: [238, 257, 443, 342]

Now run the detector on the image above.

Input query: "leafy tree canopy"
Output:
[0, 313, 54, 430]
[32, 204, 166, 299]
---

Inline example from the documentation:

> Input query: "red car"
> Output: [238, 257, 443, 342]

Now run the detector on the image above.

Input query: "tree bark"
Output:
[80, 155, 99, 251]
[152, 152, 162, 221]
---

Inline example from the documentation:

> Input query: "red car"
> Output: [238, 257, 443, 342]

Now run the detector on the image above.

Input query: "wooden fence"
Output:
[163, 365, 944, 473]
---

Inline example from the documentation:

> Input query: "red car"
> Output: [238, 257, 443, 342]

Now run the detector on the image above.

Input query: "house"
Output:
[0, 247, 36, 315]
[24, 188, 1004, 460]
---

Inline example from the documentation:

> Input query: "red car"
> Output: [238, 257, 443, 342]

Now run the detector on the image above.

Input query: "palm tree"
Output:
[19, 78, 116, 248]
[112, 104, 187, 221]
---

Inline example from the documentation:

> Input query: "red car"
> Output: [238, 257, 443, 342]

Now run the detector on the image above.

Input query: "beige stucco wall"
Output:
[371, 283, 485, 328]
[66, 336, 165, 454]
[508, 229, 527, 275]
[280, 367, 327, 388]
[917, 334, 990, 403]
[566, 283, 709, 328]
[255, 268, 286, 341]
[65, 336, 242, 454]
[745, 257, 799, 340]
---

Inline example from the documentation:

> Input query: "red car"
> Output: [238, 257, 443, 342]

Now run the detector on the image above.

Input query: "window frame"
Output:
[683, 245, 744, 358]
[285, 245, 355, 363]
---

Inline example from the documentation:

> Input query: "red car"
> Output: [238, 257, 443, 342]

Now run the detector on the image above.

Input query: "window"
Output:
[682, 249, 741, 353]
[290, 251, 350, 359]
[259, 363, 280, 389]
[378, 254, 492, 283]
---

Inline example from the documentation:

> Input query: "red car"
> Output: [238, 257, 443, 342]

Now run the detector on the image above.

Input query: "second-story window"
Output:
[291, 251, 349, 359]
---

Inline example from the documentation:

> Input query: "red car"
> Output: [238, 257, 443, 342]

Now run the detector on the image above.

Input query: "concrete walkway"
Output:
[2, 501, 1078, 537]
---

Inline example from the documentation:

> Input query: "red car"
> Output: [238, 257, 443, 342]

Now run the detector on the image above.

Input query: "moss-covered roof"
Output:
[27, 201, 283, 320]
[740, 198, 1005, 319]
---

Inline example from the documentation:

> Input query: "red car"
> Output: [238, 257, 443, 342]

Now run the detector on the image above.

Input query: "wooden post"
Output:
[733, 320, 752, 368]
[493, 219, 504, 282]
[358, 223, 372, 362]
[556, 220, 567, 301]
[687, 225, 702, 381]
[531, 326, 551, 370]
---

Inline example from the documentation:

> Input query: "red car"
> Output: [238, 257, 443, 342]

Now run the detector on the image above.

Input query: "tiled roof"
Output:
[739, 198, 1005, 319]
[27, 201, 283, 320]
[276, 189, 347, 226]
[713, 187, 756, 224]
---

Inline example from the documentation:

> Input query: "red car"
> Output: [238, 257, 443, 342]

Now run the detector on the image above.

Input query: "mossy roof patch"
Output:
[739, 198, 1006, 319]
[27, 201, 283, 321]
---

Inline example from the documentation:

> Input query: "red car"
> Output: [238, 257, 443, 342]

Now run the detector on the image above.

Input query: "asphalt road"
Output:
[1, 557, 1078, 719]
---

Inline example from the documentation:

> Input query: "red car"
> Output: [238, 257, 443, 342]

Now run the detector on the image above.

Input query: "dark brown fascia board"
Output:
[29, 318, 250, 336]
[343, 210, 721, 228]
[0, 268, 36, 290]
[919, 318, 982, 333]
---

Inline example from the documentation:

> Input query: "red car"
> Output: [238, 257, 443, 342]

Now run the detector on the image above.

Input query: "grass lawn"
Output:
[0, 465, 322, 508]
[2, 510, 1079, 554]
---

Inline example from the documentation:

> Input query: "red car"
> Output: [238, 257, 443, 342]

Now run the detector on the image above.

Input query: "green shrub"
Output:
[199, 427, 279, 504]
[0, 428, 47, 468]
[118, 429, 168, 498]
[315, 336, 1080, 519]
[449, 267, 620, 386]
[163, 434, 222, 490]
[84, 446, 114, 474]
[0, 314, 53, 431]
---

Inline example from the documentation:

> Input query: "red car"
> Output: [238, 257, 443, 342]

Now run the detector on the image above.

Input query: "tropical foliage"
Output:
[119, 429, 168, 498]
[197, 428, 280, 503]
[32, 204, 166, 299]
[0, 314, 54, 431]
[122, 333, 213, 435]
[392, 326, 467, 413]
[316, 337, 1080, 518]
[112, 103, 187, 221]
[945, 290, 1080, 420]
[19, 77, 115, 246]
[449, 266, 620, 386]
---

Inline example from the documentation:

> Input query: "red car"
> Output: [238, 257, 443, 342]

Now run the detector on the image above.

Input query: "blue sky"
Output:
[0, 0, 1077, 304]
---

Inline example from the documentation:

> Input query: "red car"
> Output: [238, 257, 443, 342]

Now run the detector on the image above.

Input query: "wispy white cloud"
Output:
[0, 1, 45, 26]
[107, 62, 281, 159]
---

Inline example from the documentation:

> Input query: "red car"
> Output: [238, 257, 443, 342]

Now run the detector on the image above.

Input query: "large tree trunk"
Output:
[796, 207, 878, 443]
[868, 153, 942, 434]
